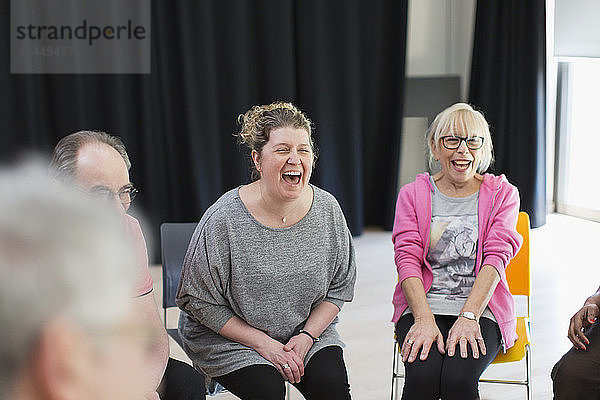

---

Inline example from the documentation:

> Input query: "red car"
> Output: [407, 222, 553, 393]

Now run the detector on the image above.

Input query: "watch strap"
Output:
[299, 329, 320, 343]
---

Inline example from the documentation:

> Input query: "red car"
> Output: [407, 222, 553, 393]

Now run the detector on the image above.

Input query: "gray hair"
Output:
[49, 130, 131, 181]
[0, 162, 135, 398]
[426, 103, 494, 173]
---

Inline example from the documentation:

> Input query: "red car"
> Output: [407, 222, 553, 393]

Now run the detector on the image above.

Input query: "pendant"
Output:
[282, 217, 287, 223]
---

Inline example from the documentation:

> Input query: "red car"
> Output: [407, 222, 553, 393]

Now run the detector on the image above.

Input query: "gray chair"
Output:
[160, 222, 293, 399]
[160, 222, 198, 348]
[161, 222, 224, 396]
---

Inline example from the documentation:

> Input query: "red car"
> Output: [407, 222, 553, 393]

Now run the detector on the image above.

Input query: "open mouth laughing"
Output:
[282, 170, 302, 185]
[451, 160, 472, 171]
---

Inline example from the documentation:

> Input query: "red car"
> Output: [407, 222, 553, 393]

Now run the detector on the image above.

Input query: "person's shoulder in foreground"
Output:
[0, 162, 151, 400]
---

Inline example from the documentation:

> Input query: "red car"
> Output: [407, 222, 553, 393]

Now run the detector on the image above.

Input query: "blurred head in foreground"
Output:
[0, 163, 149, 400]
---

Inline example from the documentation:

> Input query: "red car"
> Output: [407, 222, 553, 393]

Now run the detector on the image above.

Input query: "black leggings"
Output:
[158, 357, 206, 400]
[395, 314, 501, 400]
[213, 346, 351, 400]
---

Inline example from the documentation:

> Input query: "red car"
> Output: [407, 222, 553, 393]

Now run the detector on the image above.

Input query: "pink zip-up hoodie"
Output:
[391, 173, 523, 350]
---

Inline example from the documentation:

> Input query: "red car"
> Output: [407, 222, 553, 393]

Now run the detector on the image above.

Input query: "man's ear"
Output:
[33, 318, 91, 400]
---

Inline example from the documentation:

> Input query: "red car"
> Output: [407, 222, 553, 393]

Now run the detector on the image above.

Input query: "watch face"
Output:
[461, 312, 476, 320]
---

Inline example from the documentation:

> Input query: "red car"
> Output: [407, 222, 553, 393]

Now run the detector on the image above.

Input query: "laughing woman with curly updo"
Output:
[176, 102, 356, 400]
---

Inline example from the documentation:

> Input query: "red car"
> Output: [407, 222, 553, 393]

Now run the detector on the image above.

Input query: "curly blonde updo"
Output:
[237, 101, 317, 180]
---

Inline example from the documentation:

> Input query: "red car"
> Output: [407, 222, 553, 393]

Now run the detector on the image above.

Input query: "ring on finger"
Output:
[282, 363, 290, 370]
[459, 336, 467, 341]
[476, 336, 484, 341]
[406, 339, 414, 345]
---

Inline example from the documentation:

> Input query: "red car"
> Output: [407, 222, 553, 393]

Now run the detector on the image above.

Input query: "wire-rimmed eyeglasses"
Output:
[89, 184, 139, 206]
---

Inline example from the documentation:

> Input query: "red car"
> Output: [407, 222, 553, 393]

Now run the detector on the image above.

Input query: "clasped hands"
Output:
[258, 333, 315, 383]
[401, 315, 487, 363]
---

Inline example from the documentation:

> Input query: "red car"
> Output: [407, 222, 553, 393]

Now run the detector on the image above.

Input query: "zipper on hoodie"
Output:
[491, 187, 510, 353]
[423, 175, 434, 292]
[484, 182, 509, 353]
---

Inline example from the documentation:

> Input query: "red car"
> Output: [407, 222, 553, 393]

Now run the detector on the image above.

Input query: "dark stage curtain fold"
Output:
[469, 0, 547, 228]
[0, 0, 408, 261]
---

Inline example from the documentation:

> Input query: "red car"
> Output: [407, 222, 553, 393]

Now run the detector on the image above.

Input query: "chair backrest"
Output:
[160, 222, 198, 310]
[504, 212, 531, 297]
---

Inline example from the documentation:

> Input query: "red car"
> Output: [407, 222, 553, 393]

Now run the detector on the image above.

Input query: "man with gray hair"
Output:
[0, 163, 152, 400]
[50, 130, 205, 400]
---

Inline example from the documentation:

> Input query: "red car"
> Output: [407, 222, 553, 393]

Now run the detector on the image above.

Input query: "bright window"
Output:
[556, 60, 600, 218]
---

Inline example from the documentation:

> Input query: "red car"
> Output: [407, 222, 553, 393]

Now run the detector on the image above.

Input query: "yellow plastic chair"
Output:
[391, 211, 531, 400]
[479, 211, 531, 399]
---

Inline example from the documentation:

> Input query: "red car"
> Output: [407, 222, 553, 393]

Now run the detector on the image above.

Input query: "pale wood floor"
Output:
[152, 213, 600, 399]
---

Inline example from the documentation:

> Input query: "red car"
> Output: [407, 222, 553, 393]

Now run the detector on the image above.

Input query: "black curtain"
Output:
[469, 0, 546, 228]
[0, 0, 408, 260]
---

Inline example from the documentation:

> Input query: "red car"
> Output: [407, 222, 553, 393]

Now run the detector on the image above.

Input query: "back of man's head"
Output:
[0, 162, 140, 399]
[49, 130, 131, 182]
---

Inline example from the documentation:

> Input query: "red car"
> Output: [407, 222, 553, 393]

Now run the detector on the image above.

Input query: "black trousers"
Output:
[214, 346, 351, 400]
[395, 314, 501, 400]
[158, 357, 206, 400]
[552, 320, 600, 399]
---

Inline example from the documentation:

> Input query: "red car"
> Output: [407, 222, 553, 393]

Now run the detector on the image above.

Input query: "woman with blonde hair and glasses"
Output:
[177, 101, 356, 400]
[392, 103, 522, 399]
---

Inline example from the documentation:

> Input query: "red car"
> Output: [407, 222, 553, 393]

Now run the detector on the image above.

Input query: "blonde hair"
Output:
[236, 101, 316, 180]
[426, 103, 494, 173]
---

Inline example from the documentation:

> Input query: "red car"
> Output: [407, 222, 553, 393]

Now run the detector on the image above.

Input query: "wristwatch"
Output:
[459, 311, 479, 322]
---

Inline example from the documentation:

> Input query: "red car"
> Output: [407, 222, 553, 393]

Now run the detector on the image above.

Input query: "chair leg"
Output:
[525, 344, 532, 400]
[391, 340, 395, 400]
[391, 340, 400, 400]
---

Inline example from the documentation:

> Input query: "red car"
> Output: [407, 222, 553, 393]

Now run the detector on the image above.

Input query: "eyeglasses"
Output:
[440, 136, 484, 150]
[89, 184, 139, 206]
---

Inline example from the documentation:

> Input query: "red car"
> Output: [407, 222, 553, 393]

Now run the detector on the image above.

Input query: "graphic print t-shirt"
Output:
[424, 177, 495, 321]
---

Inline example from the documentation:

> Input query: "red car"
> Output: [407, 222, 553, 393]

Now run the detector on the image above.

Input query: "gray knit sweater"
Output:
[175, 185, 357, 378]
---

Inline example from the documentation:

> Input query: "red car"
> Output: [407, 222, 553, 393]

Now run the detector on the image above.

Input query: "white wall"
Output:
[406, 0, 476, 100]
